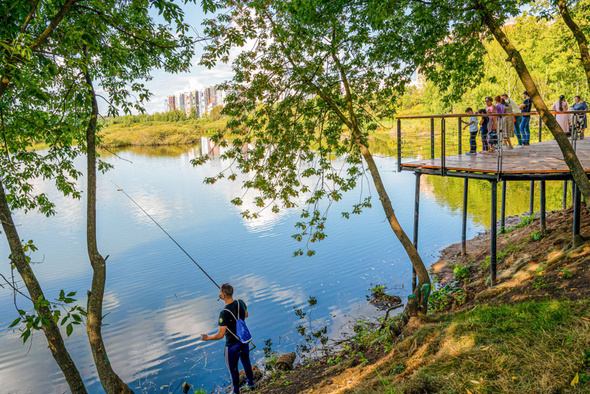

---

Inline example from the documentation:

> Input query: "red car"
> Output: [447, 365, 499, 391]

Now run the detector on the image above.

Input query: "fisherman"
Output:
[201, 283, 255, 393]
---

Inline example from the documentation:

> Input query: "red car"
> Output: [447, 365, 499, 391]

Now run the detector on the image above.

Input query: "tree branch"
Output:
[31, 0, 80, 52]
[21, 0, 42, 33]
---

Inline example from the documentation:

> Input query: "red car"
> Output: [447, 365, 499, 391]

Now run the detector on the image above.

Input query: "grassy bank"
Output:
[257, 300, 590, 394]
[253, 207, 590, 394]
[99, 118, 227, 147]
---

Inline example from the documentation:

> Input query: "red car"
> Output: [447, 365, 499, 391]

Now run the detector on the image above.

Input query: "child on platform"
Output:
[462, 107, 478, 155]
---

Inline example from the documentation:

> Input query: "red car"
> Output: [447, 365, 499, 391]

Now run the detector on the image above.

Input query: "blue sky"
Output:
[106, 2, 235, 115]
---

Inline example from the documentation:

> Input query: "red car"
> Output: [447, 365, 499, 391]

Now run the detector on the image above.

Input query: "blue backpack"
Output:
[223, 300, 252, 344]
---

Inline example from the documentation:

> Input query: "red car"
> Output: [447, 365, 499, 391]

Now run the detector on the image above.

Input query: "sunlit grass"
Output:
[99, 119, 225, 147]
[349, 299, 590, 393]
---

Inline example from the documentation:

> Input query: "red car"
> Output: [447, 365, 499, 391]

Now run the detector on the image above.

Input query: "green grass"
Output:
[351, 299, 590, 393]
[99, 118, 226, 147]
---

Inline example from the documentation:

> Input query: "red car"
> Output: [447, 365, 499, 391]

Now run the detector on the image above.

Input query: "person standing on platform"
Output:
[495, 95, 513, 149]
[502, 93, 521, 144]
[485, 97, 498, 152]
[519, 91, 532, 146]
[570, 95, 588, 139]
[462, 107, 479, 155]
[551, 95, 569, 137]
[479, 109, 489, 152]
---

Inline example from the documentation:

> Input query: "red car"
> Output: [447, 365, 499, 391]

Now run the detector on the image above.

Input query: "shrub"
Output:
[453, 264, 471, 282]
[527, 230, 544, 242]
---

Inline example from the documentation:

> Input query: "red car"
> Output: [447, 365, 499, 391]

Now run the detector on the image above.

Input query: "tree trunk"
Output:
[356, 140, 431, 316]
[481, 8, 590, 206]
[558, 0, 590, 91]
[332, 48, 431, 315]
[305, 46, 432, 316]
[0, 181, 87, 393]
[83, 62, 133, 393]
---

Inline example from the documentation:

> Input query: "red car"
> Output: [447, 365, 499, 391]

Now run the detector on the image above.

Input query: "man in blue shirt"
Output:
[519, 91, 532, 146]
[570, 95, 588, 139]
[201, 283, 255, 393]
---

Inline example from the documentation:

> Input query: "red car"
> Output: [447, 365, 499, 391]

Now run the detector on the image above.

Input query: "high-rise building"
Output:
[216, 90, 225, 106]
[163, 86, 227, 116]
[166, 95, 176, 111]
[199, 90, 206, 117]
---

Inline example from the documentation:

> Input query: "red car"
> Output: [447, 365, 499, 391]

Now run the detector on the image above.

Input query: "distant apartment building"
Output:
[409, 68, 426, 91]
[164, 85, 226, 117]
[165, 95, 177, 112]
[188, 91, 200, 117]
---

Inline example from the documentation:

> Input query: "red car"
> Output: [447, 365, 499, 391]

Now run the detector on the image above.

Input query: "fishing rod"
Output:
[111, 181, 220, 289]
[113, 182, 257, 350]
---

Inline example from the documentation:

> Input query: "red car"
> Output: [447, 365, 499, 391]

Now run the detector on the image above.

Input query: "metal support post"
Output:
[441, 119, 446, 174]
[538, 116, 543, 143]
[458, 117, 462, 154]
[462, 178, 468, 256]
[490, 180, 498, 286]
[430, 117, 435, 159]
[412, 173, 421, 291]
[574, 183, 581, 238]
[501, 180, 507, 231]
[529, 180, 535, 215]
[540, 180, 546, 232]
[397, 119, 402, 172]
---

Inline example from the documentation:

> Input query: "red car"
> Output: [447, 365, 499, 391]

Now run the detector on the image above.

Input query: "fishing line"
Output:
[111, 181, 220, 289]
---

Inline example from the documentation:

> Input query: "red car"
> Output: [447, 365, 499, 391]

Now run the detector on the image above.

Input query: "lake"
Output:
[0, 139, 567, 393]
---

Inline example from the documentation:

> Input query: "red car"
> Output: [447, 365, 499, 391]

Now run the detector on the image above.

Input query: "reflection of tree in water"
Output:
[100, 144, 200, 158]
[366, 127, 434, 158]
[424, 175, 567, 227]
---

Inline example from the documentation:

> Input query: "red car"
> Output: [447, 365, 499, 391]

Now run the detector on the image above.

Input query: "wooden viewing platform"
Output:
[396, 111, 590, 289]
[401, 139, 590, 180]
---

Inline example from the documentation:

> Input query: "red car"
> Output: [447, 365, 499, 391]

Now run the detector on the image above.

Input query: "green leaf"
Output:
[22, 329, 31, 343]
[66, 323, 73, 337]
[8, 317, 21, 328]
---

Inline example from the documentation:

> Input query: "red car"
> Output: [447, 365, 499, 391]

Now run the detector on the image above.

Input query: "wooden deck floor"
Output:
[402, 139, 590, 175]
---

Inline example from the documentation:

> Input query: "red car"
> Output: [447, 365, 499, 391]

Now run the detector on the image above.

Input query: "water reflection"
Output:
[425, 176, 567, 227]
[104, 145, 196, 158]
[0, 137, 534, 393]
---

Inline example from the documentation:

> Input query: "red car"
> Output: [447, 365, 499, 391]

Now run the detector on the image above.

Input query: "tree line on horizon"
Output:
[409, 12, 590, 114]
[106, 106, 225, 126]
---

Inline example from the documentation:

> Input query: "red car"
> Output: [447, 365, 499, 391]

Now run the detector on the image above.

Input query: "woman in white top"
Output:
[551, 95, 569, 134]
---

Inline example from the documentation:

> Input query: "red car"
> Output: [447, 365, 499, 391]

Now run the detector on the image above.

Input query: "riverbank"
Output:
[252, 207, 590, 393]
[99, 118, 226, 147]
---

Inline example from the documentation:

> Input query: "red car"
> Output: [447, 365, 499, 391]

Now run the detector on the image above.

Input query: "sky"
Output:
[108, 2, 236, 115]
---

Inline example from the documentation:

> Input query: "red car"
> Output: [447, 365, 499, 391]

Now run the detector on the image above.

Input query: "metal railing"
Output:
[395, 110, 590, 177]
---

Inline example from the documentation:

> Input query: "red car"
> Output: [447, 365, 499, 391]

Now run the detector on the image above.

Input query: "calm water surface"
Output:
[0, 140, 563, 393]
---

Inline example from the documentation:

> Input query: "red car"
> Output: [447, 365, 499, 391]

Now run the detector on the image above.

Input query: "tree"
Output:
[395, 0, 590, 207]
[1, 0, 198, 391]
[472, 1, 590, 207]
[71, 1, 197, 388]
[416, 15, 589, 115]
[1, 1, 89, 391]
[557, 0, 590, 91]
[197, 0, 450, 316]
